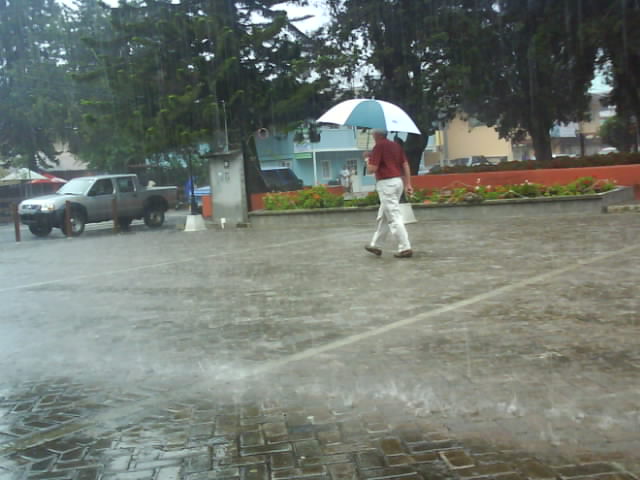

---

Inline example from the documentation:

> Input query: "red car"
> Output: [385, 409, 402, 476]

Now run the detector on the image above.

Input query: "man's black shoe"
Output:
[365, 245, 382, 256]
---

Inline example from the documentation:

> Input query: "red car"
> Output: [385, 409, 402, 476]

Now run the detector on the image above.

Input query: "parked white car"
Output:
[598, 147, 618, 155]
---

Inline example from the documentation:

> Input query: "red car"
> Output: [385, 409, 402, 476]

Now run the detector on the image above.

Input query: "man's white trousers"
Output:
[370, 177, 411, 252]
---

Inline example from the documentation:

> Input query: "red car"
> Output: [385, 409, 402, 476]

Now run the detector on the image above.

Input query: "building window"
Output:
[321, 160, 331, 178]
[346, 159, 357, 172]
[280, 161, 292, 168]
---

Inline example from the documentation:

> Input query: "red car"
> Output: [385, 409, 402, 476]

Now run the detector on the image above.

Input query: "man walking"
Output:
[364, 129, 413, 258]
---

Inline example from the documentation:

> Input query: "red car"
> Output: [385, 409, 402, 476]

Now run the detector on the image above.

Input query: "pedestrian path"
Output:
[1, 214, 639, 479]
[1, 381, 638, 480]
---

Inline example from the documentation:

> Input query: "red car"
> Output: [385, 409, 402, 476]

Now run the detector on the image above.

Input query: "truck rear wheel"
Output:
[29, 225, 52, 237]
[144, 206, 165, 228]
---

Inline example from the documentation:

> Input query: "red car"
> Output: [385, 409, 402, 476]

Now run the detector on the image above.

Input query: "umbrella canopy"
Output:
[317, 99, 421, 134]
[29, 172, 67, 184]
[0, 168, 48, 183]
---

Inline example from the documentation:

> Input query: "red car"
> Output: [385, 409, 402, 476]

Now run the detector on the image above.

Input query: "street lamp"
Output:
[186, 147, 198, 215]
[221, 100, 229, 153]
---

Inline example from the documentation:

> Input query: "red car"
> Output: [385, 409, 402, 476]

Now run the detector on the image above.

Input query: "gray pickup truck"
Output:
[18, 174, 177, 237]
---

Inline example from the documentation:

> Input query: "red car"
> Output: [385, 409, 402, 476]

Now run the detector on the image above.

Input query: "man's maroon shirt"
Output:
[370, 137, 408, 181]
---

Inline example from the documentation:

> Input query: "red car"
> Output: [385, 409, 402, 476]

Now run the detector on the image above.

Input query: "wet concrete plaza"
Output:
[1, 211, 639, 480]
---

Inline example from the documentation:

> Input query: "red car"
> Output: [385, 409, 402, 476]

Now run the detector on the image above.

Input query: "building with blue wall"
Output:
[255, 126, 378, 191]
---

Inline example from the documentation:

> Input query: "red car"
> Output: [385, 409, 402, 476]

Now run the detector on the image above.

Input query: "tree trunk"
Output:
[28, 147, 38, 171]
[529, 121, 553, 162]
[243, 152, 268, 194]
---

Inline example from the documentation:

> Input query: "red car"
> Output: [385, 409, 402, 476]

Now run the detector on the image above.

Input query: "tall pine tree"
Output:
[0, 0, 69, 169]
[74, 0, 332, 176]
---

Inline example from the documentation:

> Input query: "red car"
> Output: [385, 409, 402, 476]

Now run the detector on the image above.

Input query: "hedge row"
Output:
[430, 152, 640, 175]
[263, 177, 616, 210]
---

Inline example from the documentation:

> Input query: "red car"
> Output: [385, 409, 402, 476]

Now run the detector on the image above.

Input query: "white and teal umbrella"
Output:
[317, 99, 421, 134]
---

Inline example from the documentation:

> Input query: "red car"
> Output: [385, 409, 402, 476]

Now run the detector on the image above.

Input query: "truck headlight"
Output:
[40, 203, 55, 212]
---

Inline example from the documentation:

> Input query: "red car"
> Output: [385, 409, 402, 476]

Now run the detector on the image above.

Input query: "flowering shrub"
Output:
[344, 192, 380, 207]
[262, 177, 617, 210]
[296, 186, 344, 209]
[264, 186, 344, 210]
[264, 193, 297, 210]
[407, 189, 429, 203]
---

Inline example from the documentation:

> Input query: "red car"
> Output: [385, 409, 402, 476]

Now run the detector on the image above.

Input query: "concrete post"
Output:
[208, 149, 248, 227]
[11, 203, 20, 242]
[65, 201, 72, 237]
[112, 198, 119, 233]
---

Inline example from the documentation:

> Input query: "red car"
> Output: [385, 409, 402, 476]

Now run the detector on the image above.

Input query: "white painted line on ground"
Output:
[243, 243, 640, 378]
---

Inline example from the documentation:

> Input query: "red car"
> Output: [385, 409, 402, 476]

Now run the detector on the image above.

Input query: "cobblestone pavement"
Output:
[1, 212, 639, 480]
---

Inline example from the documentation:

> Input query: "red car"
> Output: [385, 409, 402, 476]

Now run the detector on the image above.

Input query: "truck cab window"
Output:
[117, 178, 135, 193]
[90, 179, 114, 196]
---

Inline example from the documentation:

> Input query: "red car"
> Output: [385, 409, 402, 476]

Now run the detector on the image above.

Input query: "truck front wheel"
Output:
[62, 210, 86, 237]
[29, 225, 52, 237]
[144, 206, 165, 228]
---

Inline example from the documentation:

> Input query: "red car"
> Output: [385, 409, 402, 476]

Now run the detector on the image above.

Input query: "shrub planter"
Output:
[247, 187, 633, 228]
[411, 164, 640, 200]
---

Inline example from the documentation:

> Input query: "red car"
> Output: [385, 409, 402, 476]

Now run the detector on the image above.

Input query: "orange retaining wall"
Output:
[247, 165, 640, 211]
[411, 165, 640, 200]
[250, 186, 345, 211]
[201, 195, 212, 218]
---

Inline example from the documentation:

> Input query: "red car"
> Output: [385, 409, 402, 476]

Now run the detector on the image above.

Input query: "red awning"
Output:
[29, 173, 67, 184]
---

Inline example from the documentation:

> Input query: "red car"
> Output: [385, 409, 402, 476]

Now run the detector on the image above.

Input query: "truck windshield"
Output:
[57, 178, 94, 195]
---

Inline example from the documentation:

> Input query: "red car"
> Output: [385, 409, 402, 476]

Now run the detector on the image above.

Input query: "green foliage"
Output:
[426, 178, 615, 202]
[427, 152, 640, 174]
[296, 186, 345, 209]
[0, 0, 69, 168]
[406, 190, 428, 203]
[264, 186, 345, 210]
[326, 0, 603, 165]
[69, 0, 333, 174]
[426, 190, 443, 203]
[263, 193, 297, 211]
[325, 0, 446, 173]
[591, 2, 640, 134]
[456, 1, 597, 162]
[599, 116, 637, 153]
[263, 177, 616, 211]
[344, 192, 380, 207]
[3, 0, 638, 179]
[514, 182, 543, 197]
[468, 177, 616, 201]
